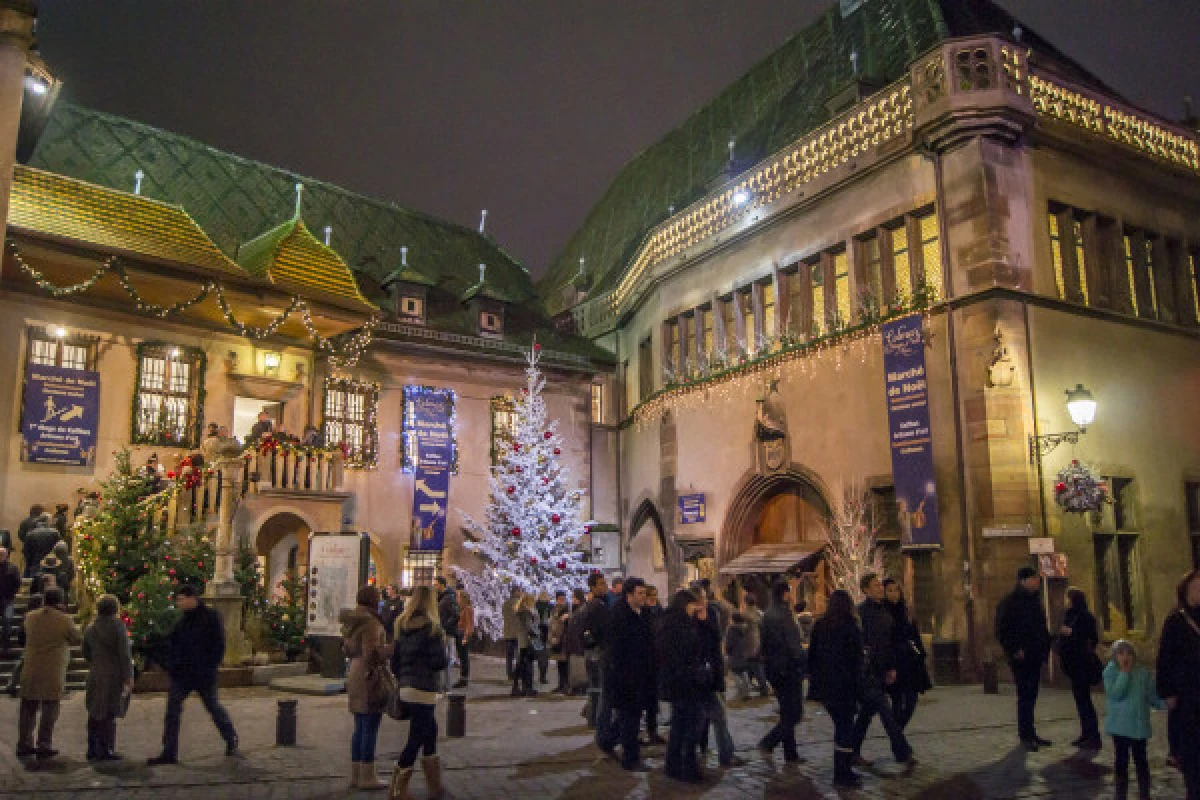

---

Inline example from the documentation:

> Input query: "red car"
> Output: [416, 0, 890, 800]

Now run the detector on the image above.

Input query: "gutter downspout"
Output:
[924, 142, 980, 680]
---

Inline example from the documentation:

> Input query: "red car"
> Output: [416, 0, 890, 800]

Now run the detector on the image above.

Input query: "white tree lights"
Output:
[452, 344, 593, 639]
[823, 481, 884, 603]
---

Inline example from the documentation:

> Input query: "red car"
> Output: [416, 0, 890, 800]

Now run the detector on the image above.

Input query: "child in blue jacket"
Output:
[1103, 639, 1164, 800]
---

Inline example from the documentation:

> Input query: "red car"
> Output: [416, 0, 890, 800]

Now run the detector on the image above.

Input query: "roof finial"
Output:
[850, 49, 859, 76]
[668, 204, 675, 214]
[1012, 24, 1023, 42]
[401, 246, 408, 267]
[478, 263, 487, 284]
[727, 138, 736, 164]
[323, 225, 332, 247]
[479, 209, 488, 234]
[294, 183, 305, 218]
[133, 168, 144, 196]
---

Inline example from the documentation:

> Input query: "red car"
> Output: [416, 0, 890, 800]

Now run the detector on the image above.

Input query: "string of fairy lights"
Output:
[8, 240, 376, 370]
[627, 309, 933, 431]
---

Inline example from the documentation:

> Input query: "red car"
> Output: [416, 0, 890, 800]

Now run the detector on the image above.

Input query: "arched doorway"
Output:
[255, 512, 312, 600]
[719, 467, 833, 607]
[626, 499, 676, 593]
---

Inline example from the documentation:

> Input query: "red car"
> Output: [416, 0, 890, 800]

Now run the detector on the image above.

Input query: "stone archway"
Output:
[255, 512, 312, 599]
[627, 499, 680, 593]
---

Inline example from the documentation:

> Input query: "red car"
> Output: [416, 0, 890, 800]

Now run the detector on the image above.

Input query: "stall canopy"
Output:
[719, 544, 822, 575]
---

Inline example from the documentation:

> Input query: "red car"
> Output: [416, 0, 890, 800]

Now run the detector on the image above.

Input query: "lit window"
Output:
[919, 212, 942, 301]
[1048, 213, 1066, 299]
[398, 295, 424, 324]
[811, 262, 826, 336]
[1144, 239, 1159, 316]
[133, 344, 204, 447]
[742, 291, 756, 354]
[590, 383, 604, 425]
[490, 395, 517, 465]
[1072, 220, 1090, 305]
[762, 282, 776, 339]
[720, 298, 736, 355]
[324, 378, 378, 466]
[833, 251, 850, 328]
[702, 308, 714, 356]
[667, 320, 680, 370]
[480, 310, 503, 337]
[892, 225, 911, 303]
[400, 550, 442, 587]
[27, 328, 93, 371]
[1123, 235, 1140, 316]
[862, 235, 883, 309]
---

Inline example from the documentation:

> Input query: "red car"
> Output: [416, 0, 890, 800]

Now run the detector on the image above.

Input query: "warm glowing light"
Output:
[1065, 383, 1097, 429]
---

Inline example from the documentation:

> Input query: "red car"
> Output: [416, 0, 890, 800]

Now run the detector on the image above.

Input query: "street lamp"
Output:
[1029, 383, 1096, 463]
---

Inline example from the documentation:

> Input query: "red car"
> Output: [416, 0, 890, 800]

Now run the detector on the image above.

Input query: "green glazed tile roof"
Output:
[9, 164, 244, 275]
[28, 103, 536, 309]
[538, 0, 1116, 315]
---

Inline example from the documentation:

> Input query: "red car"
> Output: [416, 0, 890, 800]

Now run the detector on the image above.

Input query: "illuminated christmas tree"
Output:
[453, 344, 592, 639]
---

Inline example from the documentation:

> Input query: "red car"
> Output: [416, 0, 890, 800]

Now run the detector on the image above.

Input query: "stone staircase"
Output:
[0, 578, 88, 692]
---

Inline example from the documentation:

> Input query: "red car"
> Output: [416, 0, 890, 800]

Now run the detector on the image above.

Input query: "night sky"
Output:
[36, 1, 1200, 279]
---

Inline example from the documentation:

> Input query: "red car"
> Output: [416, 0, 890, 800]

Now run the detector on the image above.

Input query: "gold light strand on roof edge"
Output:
[8, 239, 376, 369]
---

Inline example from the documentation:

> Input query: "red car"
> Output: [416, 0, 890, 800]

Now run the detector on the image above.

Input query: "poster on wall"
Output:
[404, 386, 454, 551]
[21, 365, 100, 466]
[306, 532, 368, 637]
[881, 314, 942, 548]
[678, 494, 706, 525]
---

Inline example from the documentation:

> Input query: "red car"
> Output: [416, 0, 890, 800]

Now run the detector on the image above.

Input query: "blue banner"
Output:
[406, 386, 454, 550]
[881, 315, 941, 548]
[678, 493, 706, 525]
[21, 365, 100, 466]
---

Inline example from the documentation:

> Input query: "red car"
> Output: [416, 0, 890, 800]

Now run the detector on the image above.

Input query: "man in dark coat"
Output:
[16, 505, 43, 576]
[0, 547, 20, 656]
[22, 515, 60, 582]
[580, 573, 612, 741]
[148, 585, 238, 765]
[758, 581, 807, 762]
[851, 574, 914, 765]
[694, 584, 740, 767]
[598, 578, 655, 770]
[436, 577, 460, 667]
[248, 410, 274, 442]
[641, 585, 665, 744]
[995, 566, 1053, 750]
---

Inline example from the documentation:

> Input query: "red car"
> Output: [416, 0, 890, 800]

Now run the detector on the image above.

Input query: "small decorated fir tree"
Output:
[453, 343, 593, 639]
[823, 481, 884, 603]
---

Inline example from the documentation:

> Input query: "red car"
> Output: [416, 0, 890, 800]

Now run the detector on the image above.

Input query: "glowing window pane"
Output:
[1123, 236, 1139, 316]
[702, 309, 714, 355]
[919, 213, 942, 300]
[61, 344, 86, 371]
[1144, 240, 1158, 316]
[1048, 214, 1066, 299]
[31, 339, 56, 366]
[834, 251, 850, 327]
[811, 263, 826, 336]
[1190, 252, 1200, 323]
[1072, 220, 1090, 305]
[892, 226, 911, 303]
[763, 283, 776, 338]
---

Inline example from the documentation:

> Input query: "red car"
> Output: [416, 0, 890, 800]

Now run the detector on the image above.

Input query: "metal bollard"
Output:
[276, 698, 298, 746]
[446, 691, 466, 738]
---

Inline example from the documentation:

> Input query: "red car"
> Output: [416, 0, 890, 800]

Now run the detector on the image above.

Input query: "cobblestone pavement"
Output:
[0, 656, 1187, 799]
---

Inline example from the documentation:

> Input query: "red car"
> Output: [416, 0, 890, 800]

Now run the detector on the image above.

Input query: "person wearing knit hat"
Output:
[995, 565, 1053, 751]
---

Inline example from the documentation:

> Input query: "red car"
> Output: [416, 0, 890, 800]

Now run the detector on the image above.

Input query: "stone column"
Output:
[206, 451, 248, 666]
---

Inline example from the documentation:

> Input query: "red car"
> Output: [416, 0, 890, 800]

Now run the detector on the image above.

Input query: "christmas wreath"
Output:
[1054, 460, 1109, 514]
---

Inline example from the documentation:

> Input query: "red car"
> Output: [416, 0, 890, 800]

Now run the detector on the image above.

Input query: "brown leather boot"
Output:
[388, 766, 414, 800]
[359, 761, 387, 791]
[421, 755, 446, 799]
[350, 762, 360, 789]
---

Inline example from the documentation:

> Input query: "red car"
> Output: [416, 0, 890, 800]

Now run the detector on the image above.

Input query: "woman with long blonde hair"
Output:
[389, 585, 447, 799]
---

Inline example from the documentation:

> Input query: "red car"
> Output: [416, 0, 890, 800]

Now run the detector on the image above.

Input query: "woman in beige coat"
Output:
[342, 585, 392, 790]
[82, 594, 134, 761]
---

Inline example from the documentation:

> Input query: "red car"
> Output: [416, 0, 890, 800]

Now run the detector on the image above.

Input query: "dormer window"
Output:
[398, 294, 425, 324]
[381, 246, 434, 326]
[480, 309, 503, 337]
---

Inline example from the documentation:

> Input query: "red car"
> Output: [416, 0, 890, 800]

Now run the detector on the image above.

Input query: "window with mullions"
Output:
[323, 378, 378, 467]
[590, 383, 604, 425]
[892, 224, 912, 304]
[810, 261, 826, 336]
[401, 549, 441, 588]
[860, 235, 883, 315]
[1093, 475, 1144, 633]
[1048, 209, 1091, 306]
[701, 307, 714, 358]
[917, 212, 942, 301]
[762, 282, 776, 340]
[833, 250, 850, 330]
[740, 290, 756, 355]
[490, 395, 517, 465]
[133, 343, 205, 448]
[1144, 238, 1160, 317]
[27, 328, 95, 372]
[1123, 235, 1141, 317]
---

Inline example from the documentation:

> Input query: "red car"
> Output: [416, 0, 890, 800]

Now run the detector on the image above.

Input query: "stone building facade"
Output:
[542, 0, 1200, 674]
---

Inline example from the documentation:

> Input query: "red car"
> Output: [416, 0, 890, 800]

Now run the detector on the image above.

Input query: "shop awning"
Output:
[719, 544, 821, 575]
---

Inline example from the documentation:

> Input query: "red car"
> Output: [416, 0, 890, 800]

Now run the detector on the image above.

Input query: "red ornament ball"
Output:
[169, 569, 176, 576]
[585, 525, 592, 534]
[507, 486, 515, 494]
[534, 343, 541, 352]
[542, 477, 550, 485]
[551, 514, 561, 524]
[166, 471, 176, 480]
[530, 557, 538, 565]
[557, 560, 566, 570]
[544, 431, 553, 440]
[553, 448, 561, 456]
[512, 442, 521, 452]
[511, 527, 522, 538]
[515, 466, 523, 473]
[1055, 481, 1067, 493]
[137, 592, 145, 600]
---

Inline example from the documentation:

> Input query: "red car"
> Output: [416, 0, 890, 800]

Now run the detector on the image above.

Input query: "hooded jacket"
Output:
[342, 606, 391, 714]
[391, 611, 447, 697]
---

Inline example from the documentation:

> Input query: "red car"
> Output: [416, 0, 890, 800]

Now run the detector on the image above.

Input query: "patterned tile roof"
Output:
[237, 216, 376, 312]
[28, 103, 536, 308]
[538, 0, 1119, 315]
[8, 164, 244, 275]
